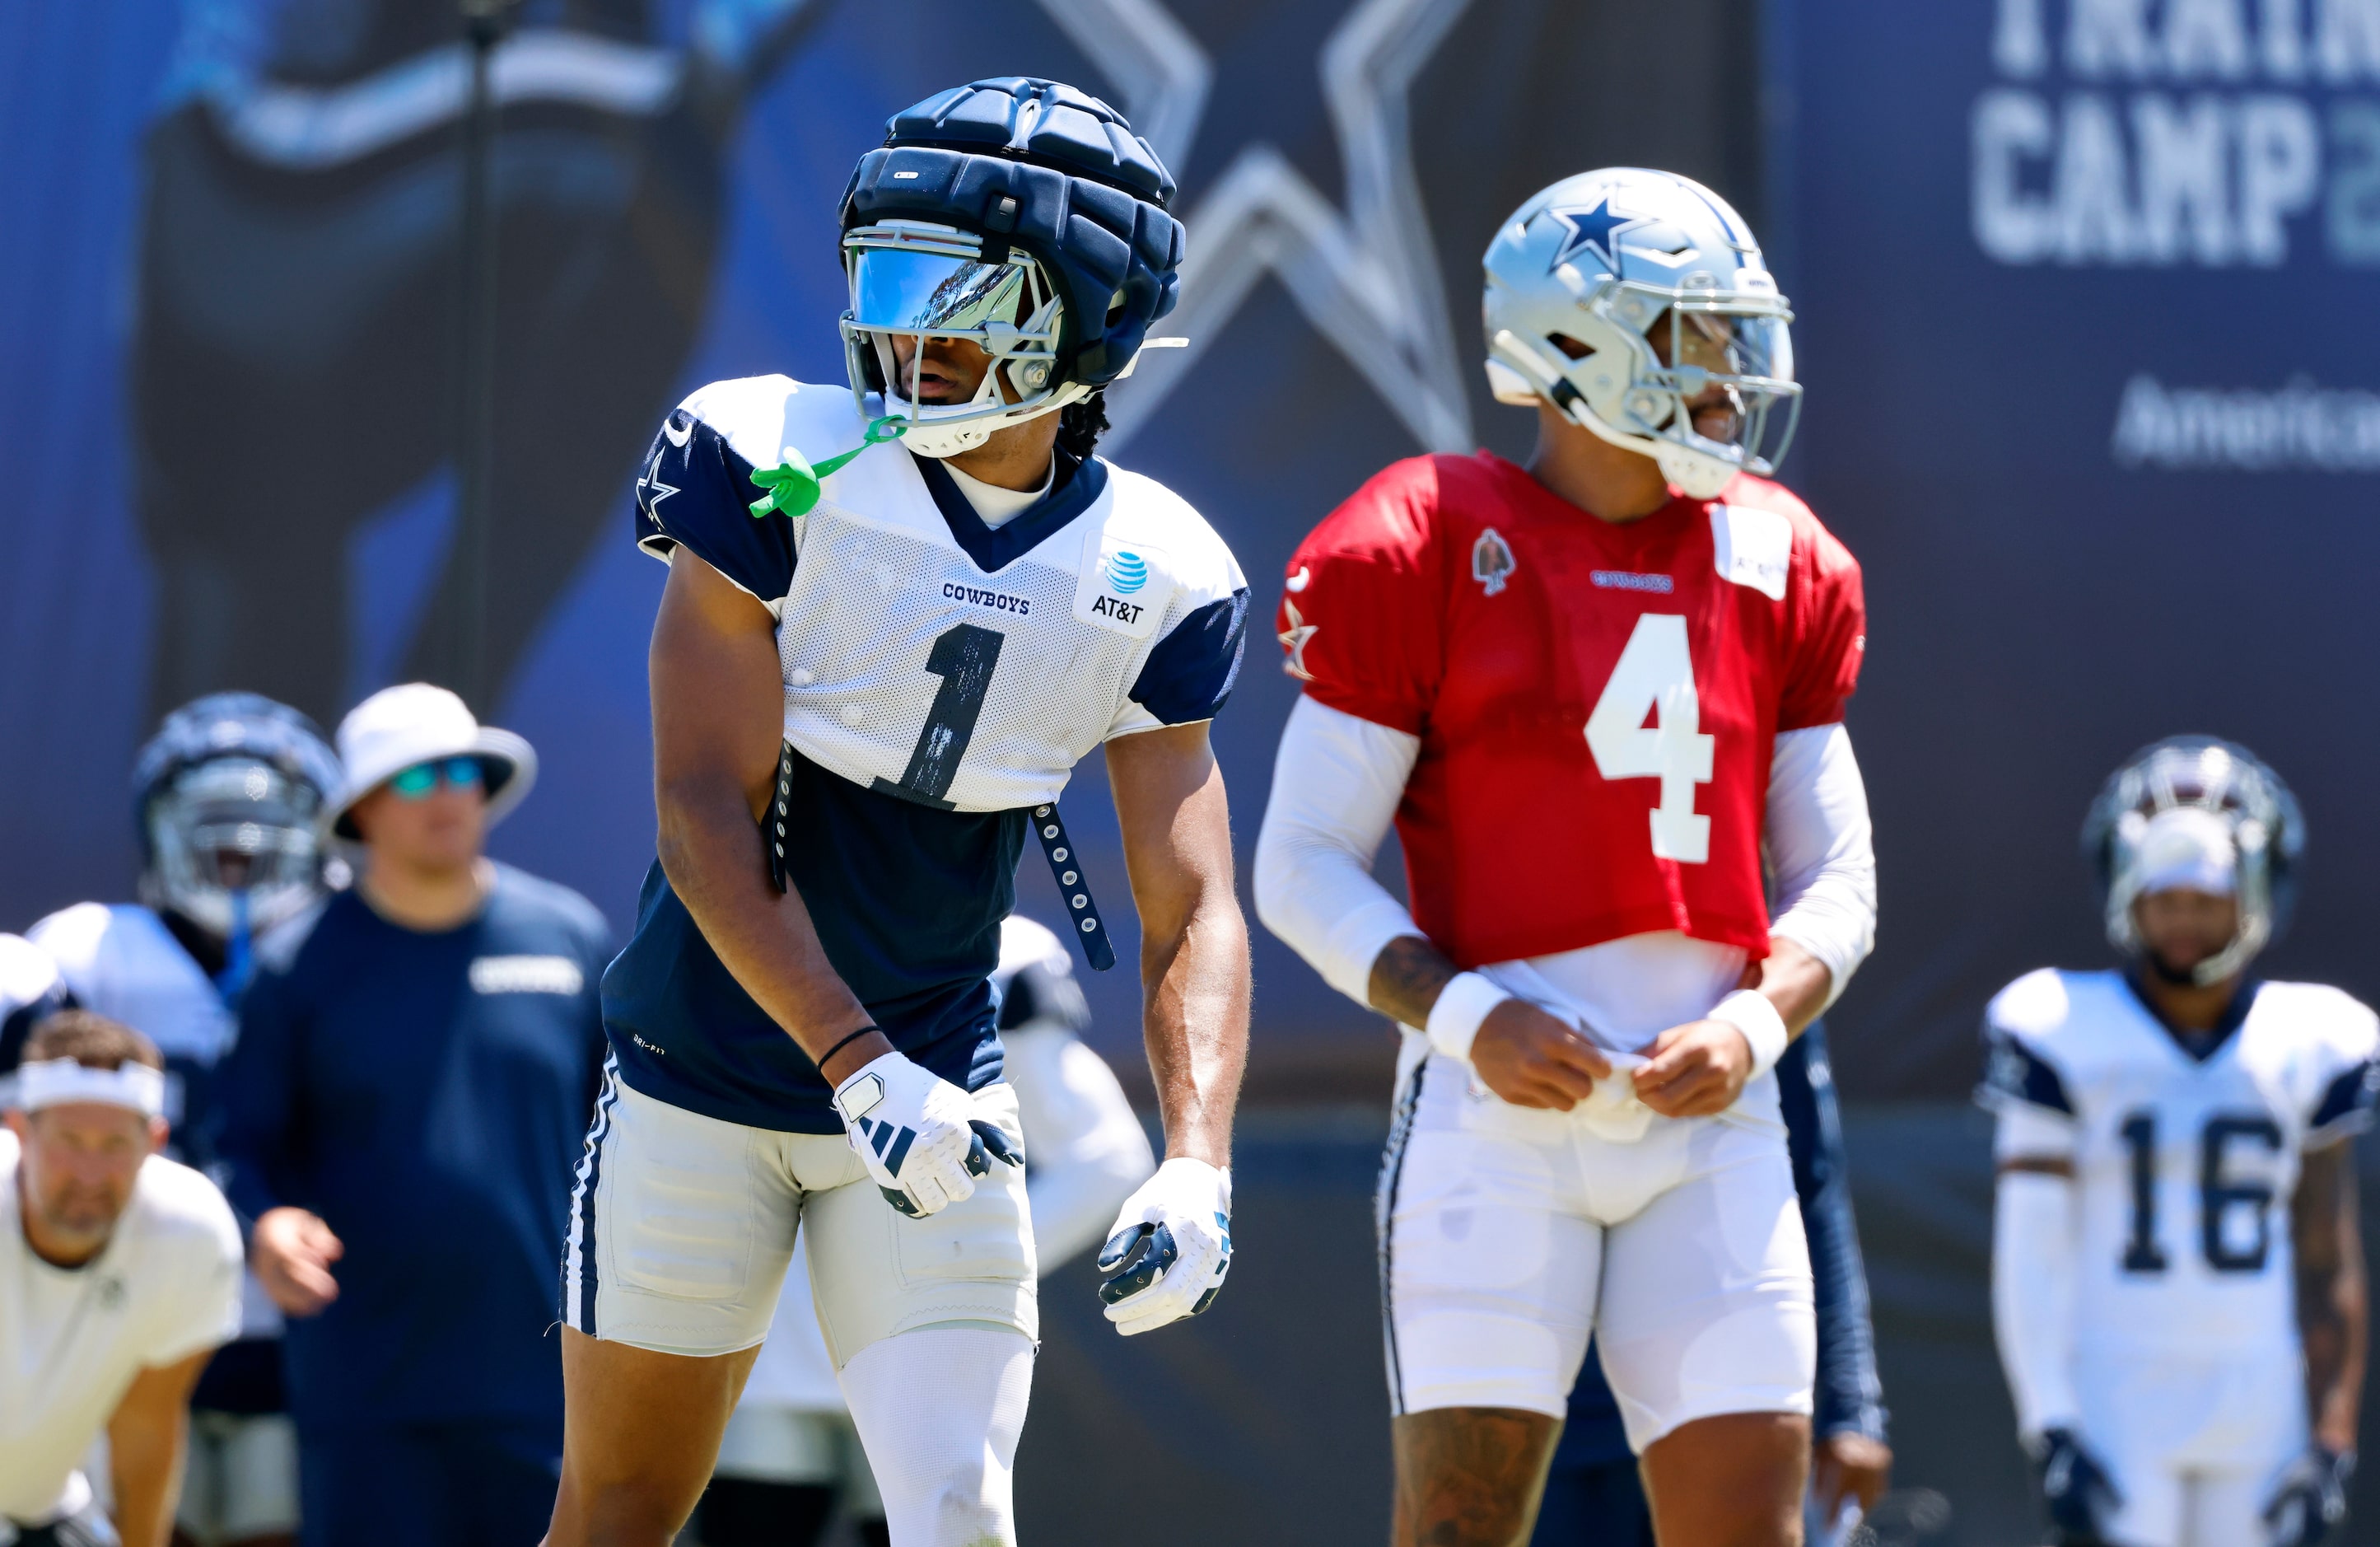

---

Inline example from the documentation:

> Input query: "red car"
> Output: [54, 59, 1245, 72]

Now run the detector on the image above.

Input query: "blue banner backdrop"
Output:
[0, 0, 1773, 1092]
[34, 2, 2360, 1102]
[1786, 0, 2380, 1095]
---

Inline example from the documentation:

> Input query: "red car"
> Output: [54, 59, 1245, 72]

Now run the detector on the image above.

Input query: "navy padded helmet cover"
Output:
[841, 77, 1186, 388]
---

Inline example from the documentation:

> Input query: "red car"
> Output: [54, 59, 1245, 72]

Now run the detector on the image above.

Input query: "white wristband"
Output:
[1710, 988, 1790, 1082]
[1424, 972, 1511, 1063]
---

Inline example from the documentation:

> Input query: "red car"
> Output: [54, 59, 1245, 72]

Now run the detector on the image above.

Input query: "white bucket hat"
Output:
[328, 683, 537, 840]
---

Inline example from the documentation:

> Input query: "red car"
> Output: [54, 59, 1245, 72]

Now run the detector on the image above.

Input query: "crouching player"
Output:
[548, 78, 1251, 1547]
[1, 1013, 244, 1546]
[1985, 738, 2371, 1547]
[1258, 167, 1876, 1545]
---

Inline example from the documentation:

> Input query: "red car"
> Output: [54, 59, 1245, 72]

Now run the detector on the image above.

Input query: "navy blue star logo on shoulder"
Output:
[1545, 194, 1643, 276]
[635, 446, 679, 524]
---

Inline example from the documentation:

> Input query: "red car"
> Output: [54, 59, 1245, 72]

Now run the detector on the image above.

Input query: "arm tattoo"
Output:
[1368, 934, 1460, 1030]
[2294, 1143, 2368, 1453]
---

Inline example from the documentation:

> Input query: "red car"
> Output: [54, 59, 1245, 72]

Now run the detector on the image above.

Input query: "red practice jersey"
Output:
[1277, 452, 1865, 969]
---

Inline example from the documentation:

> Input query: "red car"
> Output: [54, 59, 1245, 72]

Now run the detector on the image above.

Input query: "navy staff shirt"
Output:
[215, 865, 611, 1434]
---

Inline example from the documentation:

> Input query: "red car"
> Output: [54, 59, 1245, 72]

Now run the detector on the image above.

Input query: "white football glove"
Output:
[2266, 1446, 2354, 1547]
[831, 1050, 1022, 1219]
[1096, 1157, 1232, 1336]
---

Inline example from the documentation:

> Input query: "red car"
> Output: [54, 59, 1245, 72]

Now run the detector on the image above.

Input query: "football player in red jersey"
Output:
[1256, 168, 1878, 1546]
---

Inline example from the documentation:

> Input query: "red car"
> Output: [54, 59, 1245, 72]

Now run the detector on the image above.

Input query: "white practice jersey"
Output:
[0, 933, 70, 1063]
[0, 1129, 243, 1525]
[29, 904, 234, 1129]
[1981, 969, 2380, 1357]
[634, 376, 1248, 813]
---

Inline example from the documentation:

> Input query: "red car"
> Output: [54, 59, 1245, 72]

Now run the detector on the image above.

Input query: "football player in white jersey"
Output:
[25, 694, 341, 1547]
[1984, 737, 2372, 1547]
[548, 79, 1252, 1547]
[698, 914, 1155, 1547]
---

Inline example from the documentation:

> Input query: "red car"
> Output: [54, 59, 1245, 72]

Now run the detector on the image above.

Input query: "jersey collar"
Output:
[2122, 969, 2261, 1064]
[909, 449, 1109, 575]
[1482, 451, 1706, 540]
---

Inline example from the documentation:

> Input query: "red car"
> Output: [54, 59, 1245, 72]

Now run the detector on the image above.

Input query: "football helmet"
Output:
[2082, 736, 2303, 987]
[134, 693, 343, 942]
[1482, 167, 1799, 498]
[838, 77, 1185, 458]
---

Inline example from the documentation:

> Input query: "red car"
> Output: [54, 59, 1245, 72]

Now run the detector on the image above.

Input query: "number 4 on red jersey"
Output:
[1276, 451, 1865, 970]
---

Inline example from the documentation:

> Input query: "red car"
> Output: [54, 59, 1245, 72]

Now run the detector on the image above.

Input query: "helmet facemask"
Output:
[1487, 274, 1800, 500]
[140, 755, 327, 939]
[2085, 740, 2302, 988]
[839, 221, 1089, 459]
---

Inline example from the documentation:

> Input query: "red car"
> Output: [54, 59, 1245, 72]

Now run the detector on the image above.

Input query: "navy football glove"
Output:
[2033, 1426, 2121, 1545]
[2266, 1447, 2354, 1547]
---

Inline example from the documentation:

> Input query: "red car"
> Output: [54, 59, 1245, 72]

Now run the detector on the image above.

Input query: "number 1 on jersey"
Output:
[872, 624, 1004, 811]
[1584, 614, 1716, 863]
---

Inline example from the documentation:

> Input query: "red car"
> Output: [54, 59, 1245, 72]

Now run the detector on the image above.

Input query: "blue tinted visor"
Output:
[850, 249, 1029, 334]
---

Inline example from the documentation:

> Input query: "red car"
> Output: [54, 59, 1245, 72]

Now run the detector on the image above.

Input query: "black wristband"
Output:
[819, 1024, 884, 1072]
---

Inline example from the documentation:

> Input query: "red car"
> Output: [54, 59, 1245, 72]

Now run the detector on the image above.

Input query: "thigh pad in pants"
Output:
[564, 1069, 1034, 1362]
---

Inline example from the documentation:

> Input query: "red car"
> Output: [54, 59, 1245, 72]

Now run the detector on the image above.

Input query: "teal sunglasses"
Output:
[387, 756, 484, 800]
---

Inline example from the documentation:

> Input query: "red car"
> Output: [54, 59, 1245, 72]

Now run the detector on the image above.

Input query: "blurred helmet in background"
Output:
[134, 693, 343, 940]
[1482, 167, 1799, 499]
[2082, 735, 2303, 987]
[838, 76, 1185, 457]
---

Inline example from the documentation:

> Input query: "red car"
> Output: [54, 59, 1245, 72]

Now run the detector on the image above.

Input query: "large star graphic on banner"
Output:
[1041, 0, 1478, 455]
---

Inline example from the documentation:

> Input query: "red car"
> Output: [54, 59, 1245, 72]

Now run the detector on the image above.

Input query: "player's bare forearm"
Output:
[651, 552, 881, 1080]
[107, 1348, 209, 1547]
[2294, 1141, 2366, 1453]
[1750, 936, 1832, 1036]
[1367, 934, 1458, 1028]
[1107, 722, 1248, 1168]
[1367, 936, 1608, 1109]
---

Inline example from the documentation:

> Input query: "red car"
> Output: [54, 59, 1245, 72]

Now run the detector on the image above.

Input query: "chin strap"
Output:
[749, 416, 908, 518]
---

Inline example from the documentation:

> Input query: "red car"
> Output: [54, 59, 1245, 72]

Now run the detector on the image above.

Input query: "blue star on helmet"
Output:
[1544, 194, 1645, 277]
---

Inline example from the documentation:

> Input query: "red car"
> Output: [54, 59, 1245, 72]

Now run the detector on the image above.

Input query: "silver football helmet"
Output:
[1482, 168, 1799, 498]
[2082, 736, 2303, 987]
[135, 693, 341, 943]
[144, 758, 326, 938]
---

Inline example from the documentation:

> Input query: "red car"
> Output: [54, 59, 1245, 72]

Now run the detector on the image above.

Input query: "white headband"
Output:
[2135, 806, 2239, 899]
[11, 1059, 167, 1118]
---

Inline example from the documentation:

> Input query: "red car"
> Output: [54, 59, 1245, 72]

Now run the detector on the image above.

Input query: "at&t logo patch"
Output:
[1104, 550, 1150, 594]
[1075, 534, 1174, 640]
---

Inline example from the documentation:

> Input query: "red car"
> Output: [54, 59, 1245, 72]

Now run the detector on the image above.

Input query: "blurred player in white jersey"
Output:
[1984, 737, 2371, 1547]
[0, 933, 72, 1063]
[695, 915, 1154, 1547]
[2, 1012, 245, 1547]
[24, 694, 341, 1547]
